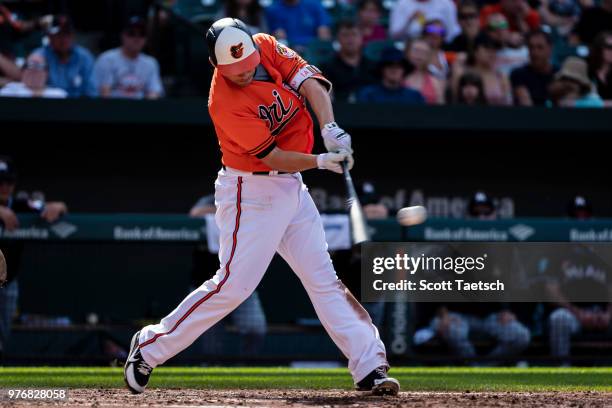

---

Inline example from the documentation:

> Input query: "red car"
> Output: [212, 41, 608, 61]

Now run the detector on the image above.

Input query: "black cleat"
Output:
[124, 331, 153, 394]
[356, 366, 400, 396]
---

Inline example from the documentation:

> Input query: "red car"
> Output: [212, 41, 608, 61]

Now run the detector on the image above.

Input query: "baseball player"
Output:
[124, 18, 399, 396]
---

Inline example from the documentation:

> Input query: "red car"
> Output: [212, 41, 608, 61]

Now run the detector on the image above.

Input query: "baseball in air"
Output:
[397, 206, 427, 226]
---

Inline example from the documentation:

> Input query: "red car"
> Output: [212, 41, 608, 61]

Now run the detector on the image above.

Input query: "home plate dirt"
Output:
[5, 389, 612, 407]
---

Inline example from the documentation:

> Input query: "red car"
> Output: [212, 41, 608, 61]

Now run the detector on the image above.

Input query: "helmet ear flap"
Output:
[206, 27, 218, 66]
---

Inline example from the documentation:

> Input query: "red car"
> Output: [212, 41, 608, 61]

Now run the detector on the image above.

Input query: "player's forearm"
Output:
[300, 78, 334, 128]
[261, 147, 317, 172]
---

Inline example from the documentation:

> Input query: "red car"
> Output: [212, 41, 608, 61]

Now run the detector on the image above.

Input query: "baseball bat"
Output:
[341, 161, 370, 245]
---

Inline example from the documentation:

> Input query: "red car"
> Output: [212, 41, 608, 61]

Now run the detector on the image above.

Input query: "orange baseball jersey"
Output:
[208, 33, 331, 172]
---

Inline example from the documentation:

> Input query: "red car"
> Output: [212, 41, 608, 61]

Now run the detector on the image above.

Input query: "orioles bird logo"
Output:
[230, 43, 244, 59]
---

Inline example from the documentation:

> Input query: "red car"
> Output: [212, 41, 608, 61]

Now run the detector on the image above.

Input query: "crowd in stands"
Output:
[0, 0, 610, 107]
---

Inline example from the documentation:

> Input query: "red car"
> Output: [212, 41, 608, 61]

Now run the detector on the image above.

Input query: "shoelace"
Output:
[137, 359, 153, 376]
[374, 367, 387, 378]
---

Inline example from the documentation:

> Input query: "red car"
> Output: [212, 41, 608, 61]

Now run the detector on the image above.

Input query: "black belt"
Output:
[222, 165, 291, 176]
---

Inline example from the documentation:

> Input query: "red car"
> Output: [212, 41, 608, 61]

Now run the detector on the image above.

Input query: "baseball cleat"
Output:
[356, 366, 400, 396]
[124, 331, 153, 394]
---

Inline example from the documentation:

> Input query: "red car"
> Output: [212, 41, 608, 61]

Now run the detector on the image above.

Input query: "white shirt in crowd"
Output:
[390, 0, 461, 43]
[0, 82, 67, 98]
[496, 46, 530, 76]
[93, 48, 164, 99]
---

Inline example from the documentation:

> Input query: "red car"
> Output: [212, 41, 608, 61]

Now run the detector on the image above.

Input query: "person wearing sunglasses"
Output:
[93, 16, 164, 99]
[485, 13, 528, 76]
[0, 53, 67, 98]
[421, 20, 455, 80]
[447, 1, 481, 54]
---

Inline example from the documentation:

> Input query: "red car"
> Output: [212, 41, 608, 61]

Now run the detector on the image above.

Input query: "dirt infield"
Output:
[5, 389, 612, 407]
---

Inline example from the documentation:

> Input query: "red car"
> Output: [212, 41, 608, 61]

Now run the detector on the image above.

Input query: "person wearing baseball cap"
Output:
[125, 18, 400, 397]
[356, 47, 426, 103]
[0, 155, 68, 358]
[568, 195, 592, 219]
[93, 16, 163, 99]
[467, 190, 497, 219]
[32, 14, 96, 97]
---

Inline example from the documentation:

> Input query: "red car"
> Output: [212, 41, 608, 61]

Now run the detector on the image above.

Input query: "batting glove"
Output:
[321, 122, 353, 154]
[317, 150, 354, 174]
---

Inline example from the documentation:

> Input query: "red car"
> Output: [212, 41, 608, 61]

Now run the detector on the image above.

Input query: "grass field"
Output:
[0, 367, 611, 392]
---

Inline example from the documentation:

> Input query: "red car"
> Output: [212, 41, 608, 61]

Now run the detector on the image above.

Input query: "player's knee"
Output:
[504, 325, 531, 350]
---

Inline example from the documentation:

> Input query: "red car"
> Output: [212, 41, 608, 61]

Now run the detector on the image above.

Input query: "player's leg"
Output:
[125, 173, 297, 393]
[548, 307, 580, 363]
[276, 181, 397, 395]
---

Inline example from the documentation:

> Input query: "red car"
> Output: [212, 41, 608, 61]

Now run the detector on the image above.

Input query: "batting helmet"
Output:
[206, 18, 260, 76]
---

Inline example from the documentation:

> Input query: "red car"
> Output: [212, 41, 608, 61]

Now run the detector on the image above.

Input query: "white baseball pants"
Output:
[138, 167, 388, 382]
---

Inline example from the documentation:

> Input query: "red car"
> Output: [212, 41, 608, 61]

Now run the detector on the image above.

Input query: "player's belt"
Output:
[222, 165, 292, 176]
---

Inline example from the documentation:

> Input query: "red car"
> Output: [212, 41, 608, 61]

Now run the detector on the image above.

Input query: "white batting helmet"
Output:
[206, 18, 260, 76]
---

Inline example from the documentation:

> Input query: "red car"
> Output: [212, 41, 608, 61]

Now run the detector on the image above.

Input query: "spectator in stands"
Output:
[588, 32, 612, 101]
[510, 30, 557, 106]
[189, 195, 267, 355]
[215, 0, 268, 34]
[265, 0, 331, 48]
[485, 13, 528, 75]
[456, 71, 487, 104]
[356, 0, 387, 45]
[0, 53, 66, 98]
[447, 0, 481, 54]
[546, 242, 611, 364]
[389, 0, 461, 43]
[480, 0, 540, 35]
[357, 47, 426, 103]
[572, 0, 612, 46]
[320, 21, 376, 102]
[404, 38, 446, 104]
[93, 16, 163, 100]
[0, 156, 68, 358]
[452, 34, 512, 105]
[422, 20, 451, 79]
[538, 0, 581, 40]
[33, 15, 96, 97]
[0, 52, 20, 88]
[548, 56, 604, 107]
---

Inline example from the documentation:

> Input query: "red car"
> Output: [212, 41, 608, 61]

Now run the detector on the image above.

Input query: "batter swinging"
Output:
[124, 18, 399, 396]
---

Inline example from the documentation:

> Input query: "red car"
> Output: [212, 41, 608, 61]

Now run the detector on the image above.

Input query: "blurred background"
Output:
[0, 0, 611, 367]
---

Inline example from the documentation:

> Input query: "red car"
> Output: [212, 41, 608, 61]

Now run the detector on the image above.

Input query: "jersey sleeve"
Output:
[256, 33, 332, 94]
[213, 107, 277, 159]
